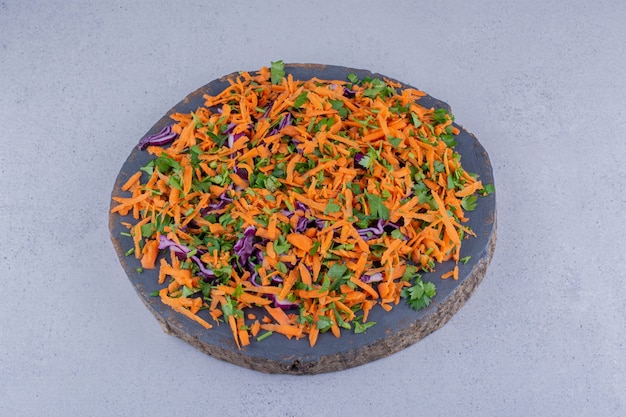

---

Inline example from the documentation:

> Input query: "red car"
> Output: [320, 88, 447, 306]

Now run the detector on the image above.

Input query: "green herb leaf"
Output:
[347, 73, 360, 84]
[181, 285, 195, 298]
[363, 78, 394, 99]
[330, 304, 351, 330]
[219, 212, 236, 227]
[316, 316, 333, 332]
[270, 60, 285, 85]
[327, 263, 348, 280]
[410, 112, 422, 128]
[365, 192, 390, 220]
[213, 265, 233, 282]
[191, 112, 203, 129]
[189, 145, 203, 167]
[354, 320, 376, 334]
[293, 92, 308, 109]
[221, 296, 243, 319]
[140, 160, 154, 175]
[433, 108, 452, 125]
[388, 137, 402, 148]
[401, 264, 420, 282]
[461, 195, 478, 211]
[276, 262, 288, 274]
[324, 199, 342, 214]
[140, 223, 155, 238]
[391, 229, 404, 240]
[330, 99, 349, 118]
[327, 263, 351, 291]
[198, 279, 213, 299]
[309, 241, 320, 256]
[401, 278, 437, 311]
[207, 131, 228, 147]
[168, 175, 182, 191]
[415, 182, 434, 208]
[232, 284, 244, 298]
[357, 154, 372, 169]
[329, 98, 344, 111]
[480, 184, 496, 195]
[448, 175, 458, 190]
[263, 175, 280, 192]
[348, 182, 362, 195]
[440, 133, 457, 147]
[274, 235, 291, 255]
[154, 154, 181, 173]
[319, 275, 331, 292]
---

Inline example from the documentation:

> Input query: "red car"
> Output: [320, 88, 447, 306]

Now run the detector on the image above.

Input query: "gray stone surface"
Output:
[1, 1, 624, 416]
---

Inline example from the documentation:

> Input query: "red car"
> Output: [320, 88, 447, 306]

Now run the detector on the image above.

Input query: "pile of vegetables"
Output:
[111, 61, 493, 348]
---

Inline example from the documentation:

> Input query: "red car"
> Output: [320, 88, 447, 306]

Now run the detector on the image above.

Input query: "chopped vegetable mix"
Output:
[111, 61, 494, 348]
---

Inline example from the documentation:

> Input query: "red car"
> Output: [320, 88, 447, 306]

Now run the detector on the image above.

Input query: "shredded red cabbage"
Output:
[357, 219, 405, 240]
[233, 226, 256, 265]
[228, 131, 247, 148]
[343, 86, 356, 98]
[295, 217, 309, 233]
[138, 125, 178, 150]
[234, 166, 248, 181]
[201, 190, 233, 215]
[354, 152, 366, 166]
[269, 112, 291, 136]
[158, 235, 216, 281]
[266, 294, 299, 310]
[280, 201, 310, 233]
[261, 102, 273, 119]
[357, 219, 385, 240]
[361, 272, 383, 283]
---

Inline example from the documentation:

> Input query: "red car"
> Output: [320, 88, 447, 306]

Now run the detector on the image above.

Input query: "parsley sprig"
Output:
[400, 265, 437, 311]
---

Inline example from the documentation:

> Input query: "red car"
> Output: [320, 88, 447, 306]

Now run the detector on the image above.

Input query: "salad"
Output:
[111, 61, 493, 348]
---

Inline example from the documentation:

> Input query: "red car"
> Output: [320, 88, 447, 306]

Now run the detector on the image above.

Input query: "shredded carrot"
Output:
[264, 305, 291, 325]
[286, 233, 313, 252]
[140, 238, 159, 269]
[260, 323, 304, 339]
[111, 61, 491, 349]
[250, 320, 261, 336]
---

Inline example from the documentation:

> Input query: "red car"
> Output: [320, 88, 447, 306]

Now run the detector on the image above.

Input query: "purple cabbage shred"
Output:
[158, 235, 216, 281]
[269, 112, 291, 136]
[227, 131, 247, 148]
[354, 152, 366, 166]
[267, 294, 299, 310]
[233, 226, 256, 265]
[343, 87, 356, 98]
[201, 191, 232, 215]
[357, 219, 404, 241]
[261, 102, 273, 119]
[361, 272, 383, 284]
[234, 165, 248, 181]
[295, 217, 309, 233]
[138, 125, 178, 150]
[357, 219, 385, 240]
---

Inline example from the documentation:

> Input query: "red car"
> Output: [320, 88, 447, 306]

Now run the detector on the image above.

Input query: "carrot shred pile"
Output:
[111, 62, 490, 348]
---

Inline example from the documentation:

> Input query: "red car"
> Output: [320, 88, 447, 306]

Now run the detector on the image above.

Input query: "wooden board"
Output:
[109, 64, 497, 374]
